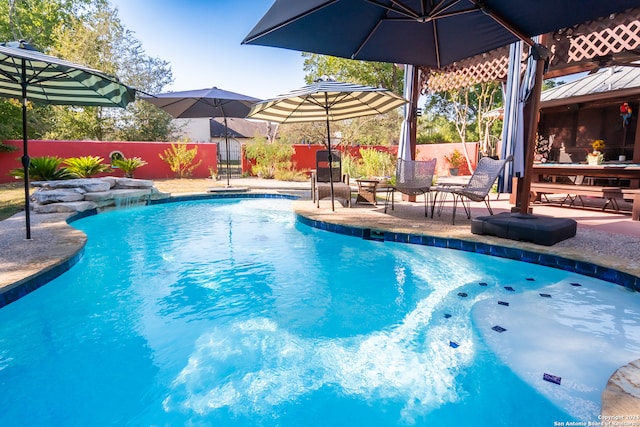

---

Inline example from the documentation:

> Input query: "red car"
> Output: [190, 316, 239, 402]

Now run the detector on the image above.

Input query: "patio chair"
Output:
[435, 155, 513, 224]
[311, 150, 351, 208]
[384, 158, 437, 217]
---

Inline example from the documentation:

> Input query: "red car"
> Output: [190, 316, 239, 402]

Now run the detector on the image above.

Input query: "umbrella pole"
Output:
[224, 116, 231, 187]
[21, 62, 31, 240]
[324, 100, 335, 212]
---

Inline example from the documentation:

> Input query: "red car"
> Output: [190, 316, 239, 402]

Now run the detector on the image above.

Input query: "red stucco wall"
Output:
[1, 140, 478, 183]
[0, 140, 218, 183]
[417, 142, 478, 176]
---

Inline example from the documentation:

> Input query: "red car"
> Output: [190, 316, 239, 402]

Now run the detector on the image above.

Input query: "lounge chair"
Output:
[384, 158, 437, 217]
[311, 150, 351, 209]
[435, 155, 513, 224]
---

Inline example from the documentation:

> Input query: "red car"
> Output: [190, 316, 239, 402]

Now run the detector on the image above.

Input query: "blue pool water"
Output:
[0, 198, 638, 426]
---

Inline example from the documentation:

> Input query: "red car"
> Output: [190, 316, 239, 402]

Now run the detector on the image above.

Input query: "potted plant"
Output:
[444, 149, 465, 176]
[587, 139, 605, 165]
[111, 157, 148, 178]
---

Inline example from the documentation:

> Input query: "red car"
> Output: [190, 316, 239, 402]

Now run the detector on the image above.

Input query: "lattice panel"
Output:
[419, 8, 640, 93]
[549, 8, 640, 67]
[419, 46, 520, 93]
[568, 18, 640, 62]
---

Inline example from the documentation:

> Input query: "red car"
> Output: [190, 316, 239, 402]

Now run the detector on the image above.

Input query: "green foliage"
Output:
[444, 149, 465, 168]
[417, 115, 458, 144]
[159, 143, 202, 178]
[358, 148, 396, 178]
[63, 155, 112, 178]
[115, 101, 178, 142]
[278, 122, 328, 145]
[0, 0, 176, 142]
[342, 149, 396, 179]
[422, 81, 502, 144]
[244, 137, 294, 179]
[111, 157, 148, 178]
[302, 54, 403, 95]
[9, 156, 73, 181]
[0, 142, 18, 152]
[273, 168, 308, 182]
[0, 0, 82, 49]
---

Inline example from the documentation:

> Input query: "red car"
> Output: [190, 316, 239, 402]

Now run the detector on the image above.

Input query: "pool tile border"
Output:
[296, 214, 640, 292]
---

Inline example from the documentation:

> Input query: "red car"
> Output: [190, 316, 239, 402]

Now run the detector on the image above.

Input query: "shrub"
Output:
[0, 143, 17, 153]
[111, 157, 148, 178]
[244, 137, 294, 179]
[159, 143, 202, 178]
[342, 149, 396, 179]
[359, 148, 395, 178]
[444, 149, 465, 168]
[63, 156, 112, 178]
[9, 156, 73, 181]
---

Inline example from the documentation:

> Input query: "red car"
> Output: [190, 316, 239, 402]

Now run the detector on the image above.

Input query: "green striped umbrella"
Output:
[247, 77, 406, 210]
[0, 40, 136, 239]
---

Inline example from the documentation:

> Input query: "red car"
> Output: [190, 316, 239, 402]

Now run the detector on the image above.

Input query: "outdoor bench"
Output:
[530, 182, 623, 210]
[621, 188, 640, 221]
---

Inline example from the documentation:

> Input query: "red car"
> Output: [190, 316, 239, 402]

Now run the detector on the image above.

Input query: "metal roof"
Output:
[540, 64, 640, 108]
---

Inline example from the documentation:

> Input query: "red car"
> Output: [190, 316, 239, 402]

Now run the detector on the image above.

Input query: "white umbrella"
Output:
[247, 77, 407, 210]
[397, 64, 415, 163]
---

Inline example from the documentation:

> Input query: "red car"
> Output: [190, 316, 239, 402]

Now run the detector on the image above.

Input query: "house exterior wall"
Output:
[540, 100, 638, 162]
[174, 118, 212, 142]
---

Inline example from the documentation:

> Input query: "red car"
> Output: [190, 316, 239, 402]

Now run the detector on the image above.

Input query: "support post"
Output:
[518, 43, 548, 215]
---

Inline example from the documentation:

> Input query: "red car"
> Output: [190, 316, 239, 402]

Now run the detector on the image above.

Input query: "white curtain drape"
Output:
[499, 37, 539, 192]
[397, 64, 414, 162]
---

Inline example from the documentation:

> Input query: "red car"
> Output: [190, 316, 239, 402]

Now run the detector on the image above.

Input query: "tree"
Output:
[0, 0, 176, 142]
[422, 81, 503, 169]
[0, 0, 85, 49]
[46, 1, 176, 141]
[302, 53, 403, 95]
[298, 54, 405, 146]
[0, 0, 89, 141]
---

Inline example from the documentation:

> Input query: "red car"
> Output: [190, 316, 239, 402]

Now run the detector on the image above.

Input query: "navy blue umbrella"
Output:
[242, 0, 637, 69]
[141, 87, 261, 187]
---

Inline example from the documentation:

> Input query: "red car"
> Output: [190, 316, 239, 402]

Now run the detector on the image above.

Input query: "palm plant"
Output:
[111, 157, 148, 178]
[9, 156, 74, 181]
[63, 156, 112, 178]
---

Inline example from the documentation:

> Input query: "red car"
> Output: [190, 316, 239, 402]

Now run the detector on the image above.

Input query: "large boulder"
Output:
[32, 178, 112, 192]
[33, 201, 97, 213]
[32, 188, 86, 204]
[113, 178, 154, 188]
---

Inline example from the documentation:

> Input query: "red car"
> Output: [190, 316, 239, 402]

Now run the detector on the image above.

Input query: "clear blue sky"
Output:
[109, 0, 307, 100]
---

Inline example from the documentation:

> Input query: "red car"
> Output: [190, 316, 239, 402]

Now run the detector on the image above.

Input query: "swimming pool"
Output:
[0, 198, 638, 426]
